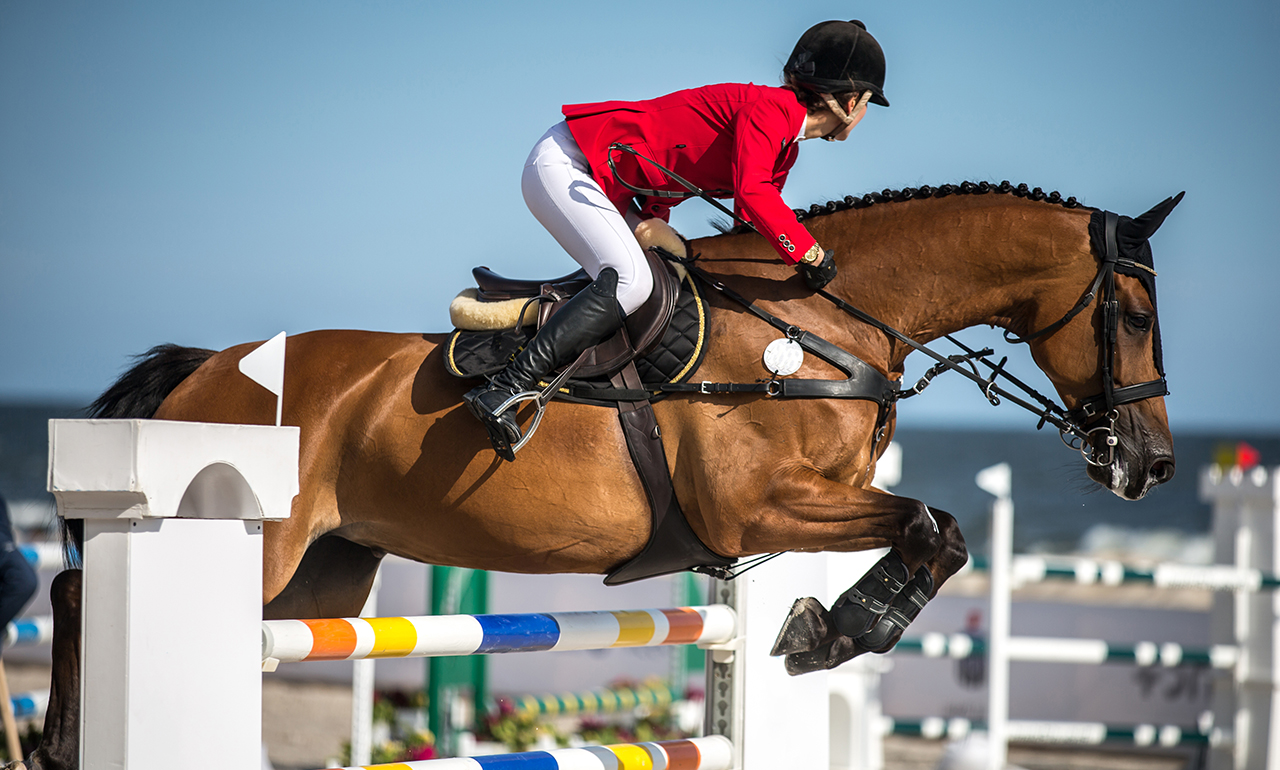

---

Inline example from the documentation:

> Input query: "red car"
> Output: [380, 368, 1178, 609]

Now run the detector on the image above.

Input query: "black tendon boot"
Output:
[853, 565, 935, 653]
[829, 550, 912, 638]
[464, 268, 625, 460]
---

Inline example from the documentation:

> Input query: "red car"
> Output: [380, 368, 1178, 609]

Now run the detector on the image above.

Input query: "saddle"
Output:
[446, 248, 735, 585]
[469, 247, 679, 380]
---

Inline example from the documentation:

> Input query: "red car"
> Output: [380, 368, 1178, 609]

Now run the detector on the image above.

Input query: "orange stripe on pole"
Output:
[612, 611, 657, 647]
[661, 608, 705, 644]
[365, 617, 418, 659]
[662, 739, 702, 770]
[300, 618, 358, 660]
[607, 743, 655, 769]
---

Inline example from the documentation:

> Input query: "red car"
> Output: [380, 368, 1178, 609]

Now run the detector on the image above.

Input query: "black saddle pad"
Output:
[445, 272, 709, 405]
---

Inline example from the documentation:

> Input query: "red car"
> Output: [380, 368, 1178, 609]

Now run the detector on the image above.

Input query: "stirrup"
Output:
[490, 389, 546, 457]
[502, 344, 598, 457]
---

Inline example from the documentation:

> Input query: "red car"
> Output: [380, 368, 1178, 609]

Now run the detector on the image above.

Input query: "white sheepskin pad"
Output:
[449, 288, 538, 331]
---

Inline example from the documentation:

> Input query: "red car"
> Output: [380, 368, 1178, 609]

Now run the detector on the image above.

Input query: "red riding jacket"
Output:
[562, 82, 817, 265]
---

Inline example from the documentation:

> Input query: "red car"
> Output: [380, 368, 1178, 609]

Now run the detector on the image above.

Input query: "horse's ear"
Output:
[1123, 191, 1186, 242]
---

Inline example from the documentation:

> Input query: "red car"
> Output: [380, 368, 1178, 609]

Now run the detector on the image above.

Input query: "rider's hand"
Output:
[800, 248, 837, 290]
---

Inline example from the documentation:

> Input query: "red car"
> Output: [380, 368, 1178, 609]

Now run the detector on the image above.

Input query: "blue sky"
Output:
[1, 1, 1276, 431]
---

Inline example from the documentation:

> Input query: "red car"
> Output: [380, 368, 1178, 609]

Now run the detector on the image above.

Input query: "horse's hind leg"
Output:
[12, 570, 81, 770]
[263, 534, 384, 620]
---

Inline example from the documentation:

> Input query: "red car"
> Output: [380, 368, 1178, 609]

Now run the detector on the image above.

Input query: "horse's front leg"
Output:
[771, 506, 968, 675]
[716, 470, 966, 674]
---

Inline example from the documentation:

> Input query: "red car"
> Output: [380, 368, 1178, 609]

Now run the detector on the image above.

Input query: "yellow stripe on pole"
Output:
[612, 611, 656, 646]
[607, 743, 656, 769]
[365, 617, 418, 659]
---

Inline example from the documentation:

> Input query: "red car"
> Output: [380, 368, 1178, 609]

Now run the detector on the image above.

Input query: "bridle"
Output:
[604, 144, 1169, 467]
[998, 210, 1167, 466]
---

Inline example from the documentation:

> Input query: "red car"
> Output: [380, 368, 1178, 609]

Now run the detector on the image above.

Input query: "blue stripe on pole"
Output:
[12, 695, 38, 719]
[472, 751, 560, 768]
[11, 620, 40, 644]
[475, 614, 560, 653]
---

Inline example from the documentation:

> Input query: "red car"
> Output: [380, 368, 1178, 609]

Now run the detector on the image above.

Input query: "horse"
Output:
[16, 183, 1180, 770]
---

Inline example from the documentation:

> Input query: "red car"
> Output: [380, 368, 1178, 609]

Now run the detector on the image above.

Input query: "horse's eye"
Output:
[1126, 313, 1152, 332]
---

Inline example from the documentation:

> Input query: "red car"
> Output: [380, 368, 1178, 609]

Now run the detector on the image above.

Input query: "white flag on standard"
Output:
[238, 331, 287, 426]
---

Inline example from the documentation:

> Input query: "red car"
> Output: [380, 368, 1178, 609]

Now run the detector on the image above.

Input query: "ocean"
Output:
[2, 401, 1275, 560]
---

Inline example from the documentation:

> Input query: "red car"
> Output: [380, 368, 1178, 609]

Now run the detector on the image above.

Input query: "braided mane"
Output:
[722, 180, 1094, 234]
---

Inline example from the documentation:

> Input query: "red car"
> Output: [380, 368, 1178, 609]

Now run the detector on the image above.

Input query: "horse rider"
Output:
[464, 20, 890, 460]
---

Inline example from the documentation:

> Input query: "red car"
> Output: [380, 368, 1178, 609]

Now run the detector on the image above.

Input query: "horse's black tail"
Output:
[86, 343, 216, 419]
[62, 344, 216, 566]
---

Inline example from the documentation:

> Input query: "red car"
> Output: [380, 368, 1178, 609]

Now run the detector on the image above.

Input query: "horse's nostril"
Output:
[1150, 458, 1176, 484]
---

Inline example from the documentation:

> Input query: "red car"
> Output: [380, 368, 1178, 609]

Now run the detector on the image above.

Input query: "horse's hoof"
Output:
[769, 597, 834, 656]
[783, 634, 864, 675]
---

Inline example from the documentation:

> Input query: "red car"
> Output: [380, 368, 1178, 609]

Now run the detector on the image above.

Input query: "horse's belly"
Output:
[350, 402, 655, 575]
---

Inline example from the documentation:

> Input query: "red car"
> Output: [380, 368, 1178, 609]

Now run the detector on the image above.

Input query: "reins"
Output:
[604, 144, 1168, 464]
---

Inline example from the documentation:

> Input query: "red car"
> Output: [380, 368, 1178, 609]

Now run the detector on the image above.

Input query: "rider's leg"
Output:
[520, 121, 654, 315]
[463, 122, 653, 460]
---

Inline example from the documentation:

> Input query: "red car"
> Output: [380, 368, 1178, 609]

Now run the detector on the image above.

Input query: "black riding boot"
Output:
[464, 267, 625, 461]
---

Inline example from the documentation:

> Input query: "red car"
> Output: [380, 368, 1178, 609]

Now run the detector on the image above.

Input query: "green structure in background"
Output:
[427, 566, 489, 756]
[672, 571, 708, 696]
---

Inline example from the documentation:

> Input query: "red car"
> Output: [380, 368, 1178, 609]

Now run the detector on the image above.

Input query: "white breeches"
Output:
[521, 121, 653, 316]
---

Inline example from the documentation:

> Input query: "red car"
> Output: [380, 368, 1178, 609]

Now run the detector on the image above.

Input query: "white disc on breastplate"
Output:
[763, 338, 804, 376]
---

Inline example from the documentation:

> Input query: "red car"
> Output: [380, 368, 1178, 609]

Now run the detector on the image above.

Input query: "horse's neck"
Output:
[807, 197, 1095, 363]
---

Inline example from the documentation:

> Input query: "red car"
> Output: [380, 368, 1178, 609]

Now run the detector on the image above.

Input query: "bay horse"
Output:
[17, 183, 1180, 770]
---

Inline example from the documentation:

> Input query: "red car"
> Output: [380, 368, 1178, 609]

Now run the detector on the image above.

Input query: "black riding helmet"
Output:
[784, 20, 889, 107]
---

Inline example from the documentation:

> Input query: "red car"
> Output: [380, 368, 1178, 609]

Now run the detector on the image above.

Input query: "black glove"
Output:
[800, 250, 837, 291]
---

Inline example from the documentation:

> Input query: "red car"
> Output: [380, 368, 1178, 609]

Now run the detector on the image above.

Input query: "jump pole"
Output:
[48, 419, 299, 770]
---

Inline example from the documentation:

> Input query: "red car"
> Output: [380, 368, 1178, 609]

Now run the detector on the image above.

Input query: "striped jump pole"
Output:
[508, 682, 678, 718]
[261, 606, 736, 668]
[9, 689, 48, 720]
[967, 554, 1280, 591]
[334, 736, 733, 770]
[894, 632, 1241, 669]
[18, 543, 62, 572]
[886, 717, 1220, 748]
[4, 616, 53, 649]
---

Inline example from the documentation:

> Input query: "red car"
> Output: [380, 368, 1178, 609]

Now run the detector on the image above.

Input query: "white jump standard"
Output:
[48, 419, 299, 770]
